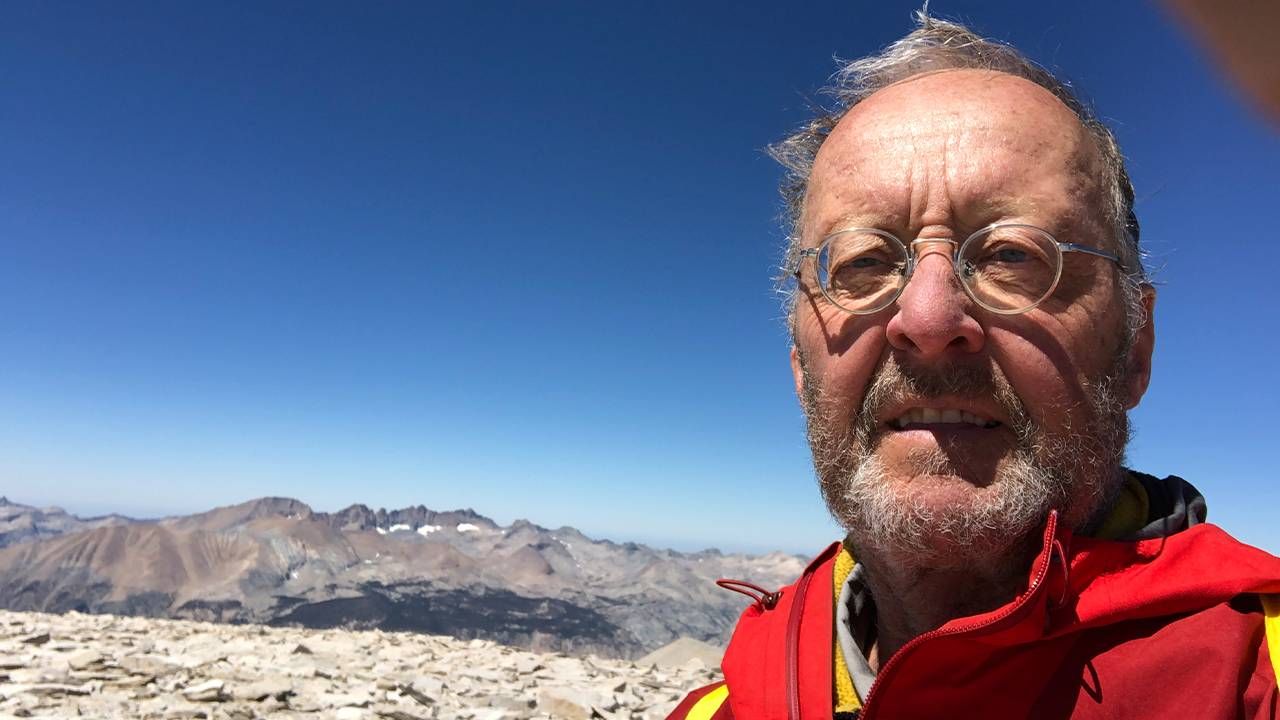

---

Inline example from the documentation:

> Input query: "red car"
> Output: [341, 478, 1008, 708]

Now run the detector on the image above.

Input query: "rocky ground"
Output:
[0, 610, 721, 719]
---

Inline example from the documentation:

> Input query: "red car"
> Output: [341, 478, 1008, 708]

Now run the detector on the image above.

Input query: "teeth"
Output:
[891, 408, 996, 428]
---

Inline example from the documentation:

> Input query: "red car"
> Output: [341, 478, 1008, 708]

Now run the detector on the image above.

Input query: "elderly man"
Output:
[670, 15, 1280, 720]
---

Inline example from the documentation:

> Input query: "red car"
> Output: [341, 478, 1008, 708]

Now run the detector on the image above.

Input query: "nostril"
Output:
[892, 334, 921, 354]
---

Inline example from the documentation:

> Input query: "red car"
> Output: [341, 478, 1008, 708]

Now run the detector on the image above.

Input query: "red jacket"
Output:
[670, 510, 1280, 719]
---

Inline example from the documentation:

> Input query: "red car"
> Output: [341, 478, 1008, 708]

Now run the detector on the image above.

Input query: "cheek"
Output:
[1046, 271, 1130, 372]
[987, 325, 1093, 431]
[796, 311, 889, 418]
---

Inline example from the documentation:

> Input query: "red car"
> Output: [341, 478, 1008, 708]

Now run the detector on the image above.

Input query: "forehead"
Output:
[803, 69, 1103, 239]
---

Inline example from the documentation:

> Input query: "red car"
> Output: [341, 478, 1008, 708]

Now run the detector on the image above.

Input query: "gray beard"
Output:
[802, 354, 1132, 570]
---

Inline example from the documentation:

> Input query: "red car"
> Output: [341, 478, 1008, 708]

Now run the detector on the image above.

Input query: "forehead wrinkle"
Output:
[808, 119, 1101, 246]
[908, 123, 945, 230]
[808, 127, 1032, 243]
[802, 70, 1114, 254]
[803, 147, 908, 242]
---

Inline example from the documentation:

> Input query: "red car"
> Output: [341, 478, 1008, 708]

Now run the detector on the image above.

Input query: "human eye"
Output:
[813, 230, 906, 311]
[829, 249, 901, 288]
[966, 227, 1051, 268]
[988, 246, 1030, 263]
[959, 225, 1059, 309]
[838, 255, 888, 271]
[820, 234, 902, 301]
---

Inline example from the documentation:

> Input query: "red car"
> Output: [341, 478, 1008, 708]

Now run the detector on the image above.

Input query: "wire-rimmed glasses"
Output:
[791, 223, 1123, 315]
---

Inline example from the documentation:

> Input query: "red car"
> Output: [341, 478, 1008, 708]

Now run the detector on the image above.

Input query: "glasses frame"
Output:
[791, 223, 1124, 316]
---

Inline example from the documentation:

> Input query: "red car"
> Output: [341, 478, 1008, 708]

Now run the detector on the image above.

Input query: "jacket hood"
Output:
[1043, 473, 1280, 633]
[1054, 528, 1280, 636]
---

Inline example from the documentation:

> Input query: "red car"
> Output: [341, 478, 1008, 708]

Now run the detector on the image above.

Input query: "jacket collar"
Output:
[721, 474, 1280, 719]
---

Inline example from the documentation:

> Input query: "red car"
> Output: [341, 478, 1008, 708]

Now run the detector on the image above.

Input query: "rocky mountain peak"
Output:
[161, 497, 315, 533]
[0, 499, 129, 548]
[326, 503, 376, 531]
[245, 496, 314, 517]
[0, 495, 806, 659]
[318, 502, 497, 534]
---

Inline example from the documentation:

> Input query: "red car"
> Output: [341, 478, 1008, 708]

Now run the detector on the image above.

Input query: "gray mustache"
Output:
[855, 357, 1033, 441]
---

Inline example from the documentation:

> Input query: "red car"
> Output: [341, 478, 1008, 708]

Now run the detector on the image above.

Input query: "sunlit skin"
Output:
[788, 69, 1157, 664]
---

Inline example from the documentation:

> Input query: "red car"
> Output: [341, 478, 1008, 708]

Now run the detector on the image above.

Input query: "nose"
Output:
[885, 242, 985, 359]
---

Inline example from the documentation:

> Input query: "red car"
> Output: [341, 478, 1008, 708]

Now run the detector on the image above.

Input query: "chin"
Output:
[823, 454, 1064, 569]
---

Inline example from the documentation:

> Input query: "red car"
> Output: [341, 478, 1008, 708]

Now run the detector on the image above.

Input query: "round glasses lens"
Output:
[817, 230, 908, 313]
[959, 225, 1060, 311]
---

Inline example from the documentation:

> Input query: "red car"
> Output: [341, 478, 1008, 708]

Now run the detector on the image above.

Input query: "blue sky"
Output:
[1, 2, 1276, 555]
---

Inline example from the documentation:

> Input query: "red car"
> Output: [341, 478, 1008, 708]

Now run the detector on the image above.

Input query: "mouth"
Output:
[885, 406, 1003, 431]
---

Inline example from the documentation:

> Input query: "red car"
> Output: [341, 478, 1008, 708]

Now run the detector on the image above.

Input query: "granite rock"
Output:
[0, 609, 718, 719]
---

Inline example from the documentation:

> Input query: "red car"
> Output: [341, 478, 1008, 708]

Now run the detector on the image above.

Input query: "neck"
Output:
[856, 538, 1039, 670]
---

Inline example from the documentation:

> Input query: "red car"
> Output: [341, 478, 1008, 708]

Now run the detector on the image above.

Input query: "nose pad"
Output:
[909, 238, 960, 267]
[901, 240, 969, 306]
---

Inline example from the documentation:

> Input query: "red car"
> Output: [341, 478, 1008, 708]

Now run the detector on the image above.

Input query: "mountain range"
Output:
[0, 496, 806, 659]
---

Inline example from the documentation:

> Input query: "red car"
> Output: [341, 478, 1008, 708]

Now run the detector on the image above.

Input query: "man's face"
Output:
[791, 69, 1155, 566]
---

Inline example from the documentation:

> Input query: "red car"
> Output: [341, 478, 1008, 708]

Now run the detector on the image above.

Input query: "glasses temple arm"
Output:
[788, 248, 819, 276]
[1059, 242, 1122, 265]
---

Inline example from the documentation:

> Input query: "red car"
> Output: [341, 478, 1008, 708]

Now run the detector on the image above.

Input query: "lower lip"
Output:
[884, 423, 1001, 437]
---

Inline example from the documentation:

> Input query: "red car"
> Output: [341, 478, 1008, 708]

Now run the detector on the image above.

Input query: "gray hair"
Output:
[771, 13, 1148, 340]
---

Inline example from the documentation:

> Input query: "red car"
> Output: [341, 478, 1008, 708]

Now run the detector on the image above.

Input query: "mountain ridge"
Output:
[0, 495, 806, 659]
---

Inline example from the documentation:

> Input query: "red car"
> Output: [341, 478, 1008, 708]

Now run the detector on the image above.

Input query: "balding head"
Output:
[772, 16, 1145, 339]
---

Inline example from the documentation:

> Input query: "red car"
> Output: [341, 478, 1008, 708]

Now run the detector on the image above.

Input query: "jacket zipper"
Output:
[786, 564, 817, 720]
[855, 512, 1061, 720]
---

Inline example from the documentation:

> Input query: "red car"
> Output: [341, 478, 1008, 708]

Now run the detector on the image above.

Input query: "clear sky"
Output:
[2, 1, 1276, 555]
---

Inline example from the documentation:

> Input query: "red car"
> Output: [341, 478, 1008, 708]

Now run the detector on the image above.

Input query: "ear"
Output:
[1123, 285, 1157, 410]
[790, 344, 805, 398]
